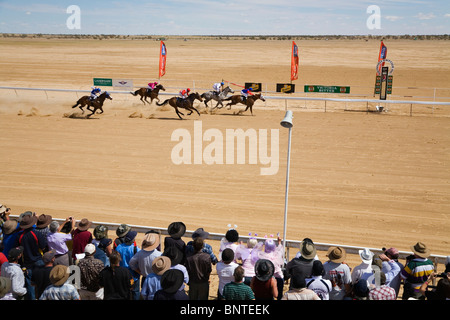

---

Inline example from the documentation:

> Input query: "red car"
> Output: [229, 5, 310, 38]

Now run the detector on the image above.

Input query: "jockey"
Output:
[241, 87, 253, 103]
[90, 87, 101, 101]
[179, 88, 191, 99]
[147, 81, 158, 90]
[213, 81, 224, 96]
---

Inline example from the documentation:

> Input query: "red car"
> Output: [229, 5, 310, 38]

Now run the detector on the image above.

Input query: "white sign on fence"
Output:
[112, 79, 133, 88]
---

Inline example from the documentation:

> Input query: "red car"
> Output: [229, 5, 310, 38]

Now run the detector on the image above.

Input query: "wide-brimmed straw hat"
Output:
[300, 241, 317, 260]
[142, 233, 160, 251]
[19, 214, 37, 230]
[77, 218, 91, 231]
[49, 265, 70, 286]
[152, 256, 171, 276]
[36, 214, 52, 229]
[411, 242, 430, 258]
[2, 220, 17, 235]
[326, 246, 346, 263]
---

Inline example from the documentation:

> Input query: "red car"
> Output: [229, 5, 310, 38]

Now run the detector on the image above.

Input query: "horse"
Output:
[200, 86, 234, 111]
[223, 93, 265, 115]
[156, 92, 203, 120]
[71, 91, 112, 115]
[130, 84, 166, 105]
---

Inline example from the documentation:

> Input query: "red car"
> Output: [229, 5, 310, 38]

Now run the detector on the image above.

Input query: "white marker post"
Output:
[280, 110, 293, 259]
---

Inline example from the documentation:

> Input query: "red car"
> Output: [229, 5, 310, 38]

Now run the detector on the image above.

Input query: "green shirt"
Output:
[223, 281, 255, 300]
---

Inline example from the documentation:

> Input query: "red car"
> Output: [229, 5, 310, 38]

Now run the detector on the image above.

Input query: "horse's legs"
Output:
[99, 107, 104, 114]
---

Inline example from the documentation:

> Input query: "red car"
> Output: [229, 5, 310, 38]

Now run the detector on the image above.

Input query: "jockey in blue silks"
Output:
[90, 87, 101, 101]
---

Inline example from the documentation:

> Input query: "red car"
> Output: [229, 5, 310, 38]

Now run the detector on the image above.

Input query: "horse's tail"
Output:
[156, 99, 169, 106]
[130, 90, 139, 96]
[72, 101, 80, 108]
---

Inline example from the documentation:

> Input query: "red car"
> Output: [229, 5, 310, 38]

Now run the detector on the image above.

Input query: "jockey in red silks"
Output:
[179, 88, 191, 99]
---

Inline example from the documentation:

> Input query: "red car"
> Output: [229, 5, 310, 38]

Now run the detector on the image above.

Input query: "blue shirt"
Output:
[141, 273, 162, 300]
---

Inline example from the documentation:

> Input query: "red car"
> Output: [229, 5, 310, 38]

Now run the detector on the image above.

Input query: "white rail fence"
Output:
[10, 216, 446, 266]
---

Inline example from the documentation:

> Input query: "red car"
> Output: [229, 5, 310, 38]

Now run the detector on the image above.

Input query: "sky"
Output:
[0, 0, 449, 35]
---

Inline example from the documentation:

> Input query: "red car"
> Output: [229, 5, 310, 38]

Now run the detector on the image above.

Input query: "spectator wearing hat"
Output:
[380, 247, 403, 296]
[140, 255, 171, 300]
[0, 246, 27, 300]
[163, 246, 189, 292]
[295, 238, 319, 260]
[223, 266, 255, 300]
[94, 237, 112, 267]
[39, 265, 80, 300]
[34, 214, 52, 239]
[250, 259, 278, 300]
[305, 260, 332, 300]
[281, 273, 320, 300]
[185, 237, 212, 300]
[351, 279, 370, 300]
[113, 223, 131, 250]
[186, 227, 218, 265]
[115, 230, 140, 300]
[99, 250, 133, 300]
[351, 248, 374, 285]
[0, 276, 13, 300]
[323, 246, 352, 300]
[216, 248, 239, 299]
[164, 222, 187, 265]
[1, 219, 19, 259]
[92, 224, 108, 247]
[16, 213, 47, 300]
[129, 232, 162, 281]
[400, 242, 434, 300]
[47, 219, 73, 266]
[78, 243, 105, 300]
[31, 250, 55, 299]
[71, 218, 93, 262]
[153, 269, 189, 300]
[286, 240, 317, 288]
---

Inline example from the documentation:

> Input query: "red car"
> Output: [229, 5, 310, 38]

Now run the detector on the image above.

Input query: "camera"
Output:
[436, 272, 447, 278]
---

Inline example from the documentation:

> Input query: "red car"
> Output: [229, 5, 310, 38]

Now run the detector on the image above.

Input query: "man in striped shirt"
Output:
[400, 242, 434, 300]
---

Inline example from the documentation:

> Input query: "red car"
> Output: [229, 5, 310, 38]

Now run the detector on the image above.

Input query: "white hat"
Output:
[359, 248, 374, 264]
[84, 243, 96, 255]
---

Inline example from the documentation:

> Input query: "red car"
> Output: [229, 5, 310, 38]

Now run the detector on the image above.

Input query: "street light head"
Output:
[280, 110, 293, 128]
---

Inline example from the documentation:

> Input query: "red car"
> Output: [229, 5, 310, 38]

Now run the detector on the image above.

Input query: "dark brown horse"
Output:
[156, 92, 203, 119]
[223, 93, 265, 115]
[72, 91, 112, 115]
[130, 84, 166, 105]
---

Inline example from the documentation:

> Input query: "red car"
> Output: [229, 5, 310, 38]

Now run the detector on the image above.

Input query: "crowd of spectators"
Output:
[0, 204, 449, 301]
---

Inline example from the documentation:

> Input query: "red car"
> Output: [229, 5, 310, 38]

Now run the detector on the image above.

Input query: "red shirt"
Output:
[71, 229, 93, 260]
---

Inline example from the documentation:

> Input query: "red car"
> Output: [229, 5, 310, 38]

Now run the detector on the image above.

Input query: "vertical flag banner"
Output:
[291, 41, 299, 81]
[159, 41, 167, 78]
[377, 40, 387, 74]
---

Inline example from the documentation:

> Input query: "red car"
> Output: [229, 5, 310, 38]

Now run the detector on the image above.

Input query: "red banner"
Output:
[377, 40, 387, 74]
[291, 41, 299, 81]
[159, 41, 167, 78]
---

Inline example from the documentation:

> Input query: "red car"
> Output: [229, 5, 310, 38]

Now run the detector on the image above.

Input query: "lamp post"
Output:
[280, 110, 293, 259]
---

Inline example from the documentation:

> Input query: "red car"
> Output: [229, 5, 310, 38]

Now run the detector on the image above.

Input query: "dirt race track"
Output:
[0, 37, 449, 299]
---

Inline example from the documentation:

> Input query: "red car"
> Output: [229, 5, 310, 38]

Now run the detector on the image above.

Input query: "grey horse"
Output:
[201, 86, 234, 111]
